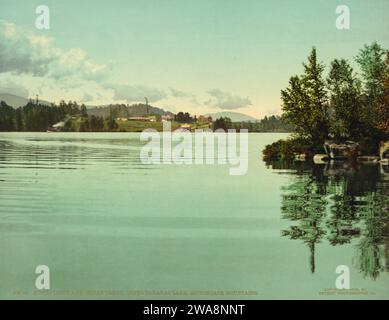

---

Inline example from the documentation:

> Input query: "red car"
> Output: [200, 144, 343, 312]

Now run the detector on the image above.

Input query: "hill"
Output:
[0, 94, 173, 118]
[87, 104, 174, 118]
[0, 93, 51, 108]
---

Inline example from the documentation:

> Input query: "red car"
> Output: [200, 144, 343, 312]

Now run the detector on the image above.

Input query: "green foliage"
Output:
[0, 101, 16, 131]
[0, 101, 67, 132]
[281, 48, 329, 145]
[262, 136, 313, 162]
[232, 115, 294, 132]
[356, 42, 387, 103]
[88, 115, 105, 131]
[355, 43, 388, 151]
[117, 120, 164, 132]
[80, 104, 88, 118]
[377, 52, 389, 135]
[213, 117, 232, 131]
[0, 100, 118, 132]
[327, 59, 364, 140]
[175, 112, 194, 123]
[14, 108, 23, 131]
[274, 43, 388, 158]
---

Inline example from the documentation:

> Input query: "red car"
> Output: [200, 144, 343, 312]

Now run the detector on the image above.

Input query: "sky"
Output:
[0, 0, 388, 118]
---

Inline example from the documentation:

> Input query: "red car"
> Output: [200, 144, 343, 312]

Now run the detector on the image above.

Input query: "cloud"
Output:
[0, 79, 29, 97]
[169, 87, 200, 105]
[169, 87, 191, 98]
[80, 92, 94, 103]
[104, 83, 167, 104]
[0, 20, 253, 112]
[0, 21, 53, 76]
[49, 48, 110, 82]
[0, 20, 172, 107]
[0, 20, 109, 81]
[205, 89, 252, 110]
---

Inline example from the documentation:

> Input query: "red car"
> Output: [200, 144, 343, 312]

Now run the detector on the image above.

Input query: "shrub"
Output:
[262, 137, 315, 161]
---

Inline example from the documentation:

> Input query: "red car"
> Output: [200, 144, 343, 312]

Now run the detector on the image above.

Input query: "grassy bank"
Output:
[116, 120, 181, 132]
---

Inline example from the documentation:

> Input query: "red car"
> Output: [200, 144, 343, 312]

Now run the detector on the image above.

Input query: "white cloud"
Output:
[169, 87, 190, 98]
[0, 20, 256, 114]
[0, 20, 109, 81]
[205, 89, 252, 110]
[80, 92, 95, 103]
[169, 87, 200, 106]
[104, 83, 167, 104]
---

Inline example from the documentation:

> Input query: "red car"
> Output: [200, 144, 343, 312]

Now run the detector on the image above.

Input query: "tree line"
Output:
[212, 115, 293, 132]
[0, 100, 293, 133]
[0, 100, 118, 132]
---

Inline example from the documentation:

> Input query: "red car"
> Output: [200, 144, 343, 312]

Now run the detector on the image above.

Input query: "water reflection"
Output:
[267, 160, 389, 280]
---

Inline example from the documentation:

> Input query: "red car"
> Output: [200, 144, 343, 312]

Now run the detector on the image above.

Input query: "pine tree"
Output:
[356, 42, 387, 103]
[14, 108, 23, 131]
[377, 51, 389, 135]
[355, 42, 387, 135]
[281, 47, 329, 145]
[327, 59, 363, 140]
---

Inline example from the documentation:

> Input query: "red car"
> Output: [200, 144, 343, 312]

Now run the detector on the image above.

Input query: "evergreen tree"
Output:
[0, 101, 16, 131]
[356, 42, 387, 103]
[281, 48, 329, 146]
[14, 108, 23, 131]
[80, 104, 88, 118]
[213, 117, 232, 131]
[355, 42, 387, 149]
[377, 51, 389, 135]
[327, 59, 364, 140]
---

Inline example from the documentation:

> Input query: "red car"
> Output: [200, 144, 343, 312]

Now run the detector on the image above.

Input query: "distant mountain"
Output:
[0, 93, 51, 108]
[206, 112, 258, 122]
[87, 104, 174, 118]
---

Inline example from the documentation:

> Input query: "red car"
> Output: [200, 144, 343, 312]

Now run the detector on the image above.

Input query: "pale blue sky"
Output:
[0, 0, 388, 117]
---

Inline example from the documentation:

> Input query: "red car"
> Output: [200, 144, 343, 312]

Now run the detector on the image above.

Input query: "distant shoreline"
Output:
[0, 130, 293, 134]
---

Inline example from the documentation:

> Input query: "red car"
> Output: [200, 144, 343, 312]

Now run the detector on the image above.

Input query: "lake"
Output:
[0, 132, 388, 299]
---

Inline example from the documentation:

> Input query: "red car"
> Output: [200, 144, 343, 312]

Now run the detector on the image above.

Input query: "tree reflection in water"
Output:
[267, 160, 389, 279]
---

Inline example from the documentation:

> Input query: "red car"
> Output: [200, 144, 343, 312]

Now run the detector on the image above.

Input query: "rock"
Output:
[294, 153, 306, 161]
[313, 154, 329, 164]
[380, 141, 389, 160]
[324, 140, 359, 160]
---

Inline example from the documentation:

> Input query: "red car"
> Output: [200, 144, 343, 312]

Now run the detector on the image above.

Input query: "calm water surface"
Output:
[0, 132, 388, 299]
